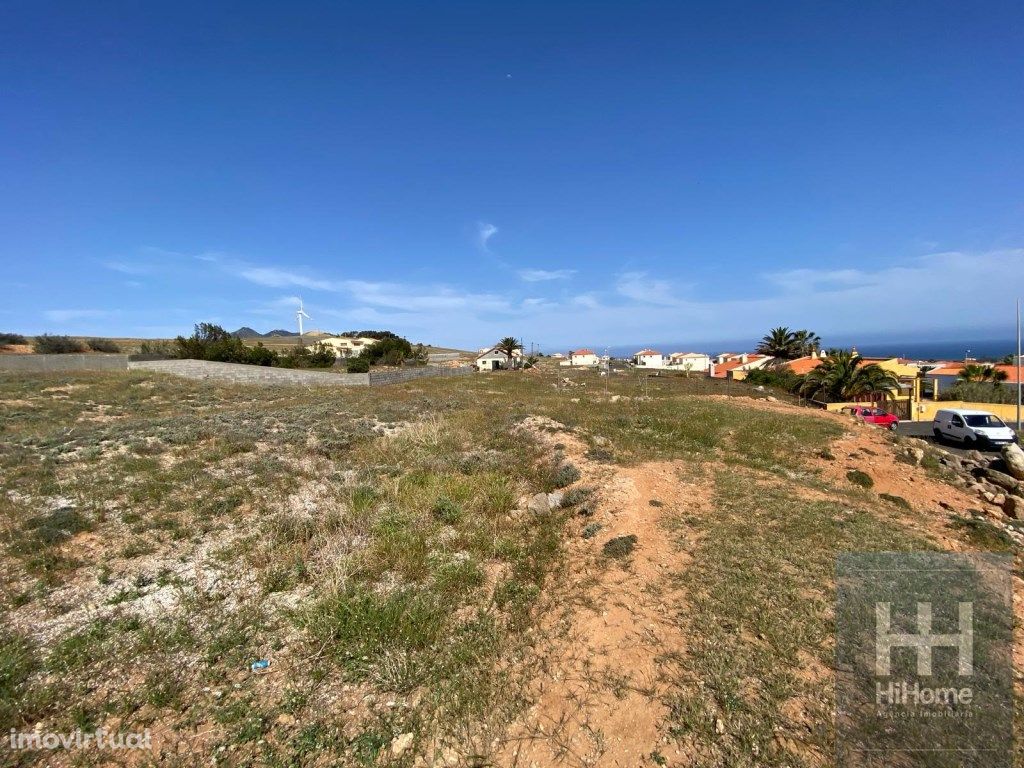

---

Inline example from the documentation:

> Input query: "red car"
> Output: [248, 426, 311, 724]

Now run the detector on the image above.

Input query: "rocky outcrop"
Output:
[1002, 443, 1024, 481]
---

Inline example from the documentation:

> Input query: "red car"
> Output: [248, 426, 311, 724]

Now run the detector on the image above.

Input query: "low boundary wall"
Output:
[127, 359, 473, 387]
[128, 359, 369, 386]
[1, 355, 474, 387]
[368, 366, 473, 386]
[0, 354, 129, 372]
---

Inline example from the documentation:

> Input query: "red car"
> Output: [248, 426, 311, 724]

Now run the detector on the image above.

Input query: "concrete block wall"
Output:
[128, 359, 370, 386]
[0, 354, 129, 372]
[368, 366, 473, 386]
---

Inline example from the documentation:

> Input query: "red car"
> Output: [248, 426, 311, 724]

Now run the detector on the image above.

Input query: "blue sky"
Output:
[2, 0, 1023, 351]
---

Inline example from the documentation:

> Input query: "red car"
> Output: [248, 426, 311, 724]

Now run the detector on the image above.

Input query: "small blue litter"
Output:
[250, 659, 270, 671]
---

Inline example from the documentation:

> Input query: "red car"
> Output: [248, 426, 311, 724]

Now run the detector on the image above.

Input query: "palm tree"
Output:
[958, 364, 1007, 384]
[495, 336, 523, 369]
[798, 349, 900, 403]
[757, 327, 798, 359]
[792, 329, 821, 357]
[957, 364, 988, 382]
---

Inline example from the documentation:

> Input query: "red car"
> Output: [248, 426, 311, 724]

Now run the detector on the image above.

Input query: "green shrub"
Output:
[431, 496, 462, 524]
[0, 333, 27, 345]
[846, 469, 874, 488]
[174, 323, 251, 363]
[307, 342, 337, 368]
[602, 534, 638, 558]
[879, 493, 911, 509]
[561, 486, 594, 507]
[137, 340, 175, 356]
[246, 342, 278, 367]
[358, 335, 413, 367]
[346, 357, 370, 373]
[276, 345, 311, 369]
[86, 338, 120, 353]
[551, 463, 581, 489]
[940, 380, 1017, 405]
[744, 367, 802, 392]
[33, 334, 85, 354]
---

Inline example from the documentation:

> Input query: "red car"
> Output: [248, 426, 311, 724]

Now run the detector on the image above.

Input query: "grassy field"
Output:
[0, 367, 1013, 766]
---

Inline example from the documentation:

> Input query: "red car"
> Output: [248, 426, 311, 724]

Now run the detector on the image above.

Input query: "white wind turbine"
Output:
[295, 299, 311, 340]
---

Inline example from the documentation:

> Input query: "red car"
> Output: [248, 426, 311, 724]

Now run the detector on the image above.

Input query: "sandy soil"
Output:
[494, 399, 1020, 768]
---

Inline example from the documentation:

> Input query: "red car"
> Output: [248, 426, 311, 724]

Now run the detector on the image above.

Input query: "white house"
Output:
[475, 345, 523, 371]
[309, 336, 379, 359]
[632, 349, 664, 368]
[666, 352, 711, 373]
[559, 349, 600, 367]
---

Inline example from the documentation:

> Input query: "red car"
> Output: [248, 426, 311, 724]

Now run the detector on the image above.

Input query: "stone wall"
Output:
[128, 359, 370, 386]
[0, 354, 129, 372]
[368, 366, 473, 386]
[127, 359, 473, 387]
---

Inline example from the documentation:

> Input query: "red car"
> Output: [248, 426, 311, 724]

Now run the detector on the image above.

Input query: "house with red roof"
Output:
[925, 362, 1022, 398]
[709, 352, 773, 379]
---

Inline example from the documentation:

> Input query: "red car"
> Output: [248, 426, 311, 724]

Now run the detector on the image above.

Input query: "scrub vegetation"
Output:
[0, 365, 1011, 766]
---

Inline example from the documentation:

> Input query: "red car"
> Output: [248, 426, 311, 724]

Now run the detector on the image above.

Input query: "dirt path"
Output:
[497, 418, 712, 766]
[495, 402, 1022, 768]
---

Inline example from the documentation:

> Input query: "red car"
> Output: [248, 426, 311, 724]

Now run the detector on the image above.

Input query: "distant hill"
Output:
[231, 327, 334, 340]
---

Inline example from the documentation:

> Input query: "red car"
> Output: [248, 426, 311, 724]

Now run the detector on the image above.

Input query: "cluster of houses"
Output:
[473, 342, 1021, 420]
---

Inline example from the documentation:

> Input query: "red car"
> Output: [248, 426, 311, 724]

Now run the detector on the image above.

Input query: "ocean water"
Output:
[603, 338, 1018, 362]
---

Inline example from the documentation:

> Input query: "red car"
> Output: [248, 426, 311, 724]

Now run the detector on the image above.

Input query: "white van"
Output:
[932, 409, 1017, 447]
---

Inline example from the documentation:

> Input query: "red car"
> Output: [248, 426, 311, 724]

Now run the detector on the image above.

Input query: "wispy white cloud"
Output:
[103, 261, 154, 276]
[339, 279, 512, 313]
[518, 268, 576, 282]
[616, 271, 682, 306]
[239, 267, 339, 292]
[571, 293, 601, 310]
[98, 245, 1024, 351]
[477, 222, 499, 253]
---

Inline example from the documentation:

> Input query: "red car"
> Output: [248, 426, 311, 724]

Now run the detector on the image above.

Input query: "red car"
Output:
[844, 406, 900, 430]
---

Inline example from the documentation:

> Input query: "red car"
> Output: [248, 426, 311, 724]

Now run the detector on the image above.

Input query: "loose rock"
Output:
[1002, 443, 1024, 481]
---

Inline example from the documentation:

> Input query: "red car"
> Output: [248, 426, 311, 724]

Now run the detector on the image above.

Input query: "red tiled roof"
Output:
[926, 363, 1022, 384]
[710, 360, 745, 378]
[572, 349, 595, 356]
[635, 349, 661, 356]
[925, 364, 963, 376]
[786, 357, 823, 375]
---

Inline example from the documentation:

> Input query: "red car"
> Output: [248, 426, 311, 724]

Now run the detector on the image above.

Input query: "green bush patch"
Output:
[602, 534, 638, 558]
[846, 469, 874, 488]
[879, 493, 911, 509]
[551, 463, 582, 489]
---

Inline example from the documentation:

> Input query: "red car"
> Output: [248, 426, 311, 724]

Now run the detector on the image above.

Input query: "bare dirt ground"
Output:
[495, 399, 1021, 768]
[498, 419, 706, 766]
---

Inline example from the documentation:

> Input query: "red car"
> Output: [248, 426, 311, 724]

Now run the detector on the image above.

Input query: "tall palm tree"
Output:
[798, 349, 900, 403]
[495, 336, 523, 368]
[757, 327, 798, 359]
[792, 329, 821, 357]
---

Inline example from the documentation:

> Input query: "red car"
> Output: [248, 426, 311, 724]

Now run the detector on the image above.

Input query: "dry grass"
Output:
[1, 366, 997, 766]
